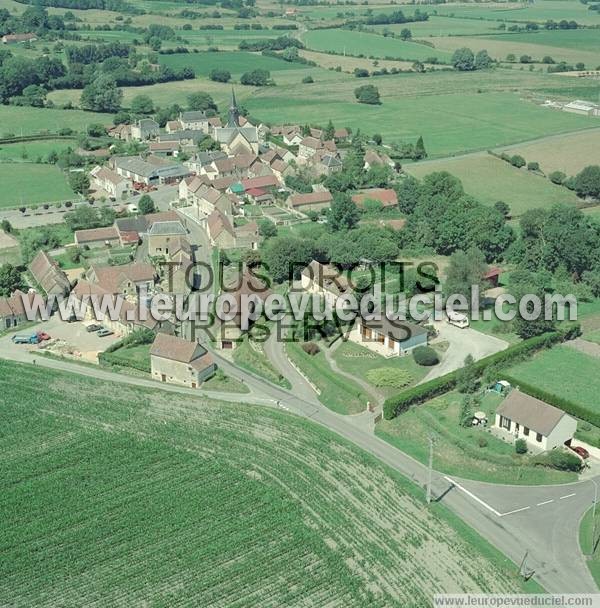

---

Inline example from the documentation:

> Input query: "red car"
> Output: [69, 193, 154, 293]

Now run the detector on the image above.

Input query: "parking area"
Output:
[0, 315, 121, 363]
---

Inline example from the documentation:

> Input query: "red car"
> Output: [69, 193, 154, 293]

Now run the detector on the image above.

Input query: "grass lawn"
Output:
[202, 370, 249, 394]
[376, 391, 577, 485]
[579, 506, 600, 588]
[406, 153, 580, 216]
[470, 311, 521, 345]
[303, 28, 453, 63]
[506, 346, 600, 418]
[286, 341, 368, 415]
[0, 105, 112, 136]
[0, 164, 75, 207]
[0, 139, 76, 163]
[232, 336, 291, 388]
[332, 340, 430, 398]
[0, 359, 542, 605]
[16, 222, 74, 248]
[101, 343, 151, 373]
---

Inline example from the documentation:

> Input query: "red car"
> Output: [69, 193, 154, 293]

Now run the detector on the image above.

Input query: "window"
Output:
[523, 427, 529, 436]
[536, 433, 543, 443]
[500, 415, 511, 431]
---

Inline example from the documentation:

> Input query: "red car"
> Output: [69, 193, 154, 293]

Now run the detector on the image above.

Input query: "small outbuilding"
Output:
[494, 389, 577, 451]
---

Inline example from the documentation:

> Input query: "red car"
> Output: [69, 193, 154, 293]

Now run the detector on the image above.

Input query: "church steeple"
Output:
[227, 88, 240, 128]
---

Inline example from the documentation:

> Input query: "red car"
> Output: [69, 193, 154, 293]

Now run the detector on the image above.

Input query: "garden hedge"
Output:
[383, 324, 580, 420]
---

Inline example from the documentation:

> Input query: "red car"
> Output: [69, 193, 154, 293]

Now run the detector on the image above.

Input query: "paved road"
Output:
[2, 327, 598, 594]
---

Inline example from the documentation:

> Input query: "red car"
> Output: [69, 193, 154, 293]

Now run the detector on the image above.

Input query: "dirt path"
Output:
[564, 337, 600, 359]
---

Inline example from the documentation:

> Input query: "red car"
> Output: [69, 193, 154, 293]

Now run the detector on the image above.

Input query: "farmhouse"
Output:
[90, 166, 129, 199]
[86, 262, 155, 298]
[364, 150, 395, 171]
[74, 226, 121, 249]
[301, 260, 352, 309]
[348, 315, 428, 357]
[0, 290, 34, 329]
[130, 119, 159, 142]
[287, 190, 333, 212]
[207, 210, 236, 249]
[494, 389, 577, 451]
[2, 33, 37, 44]
[147, 220, 187, 257]
[179, 110, 210, 132]
[150, 333, 215, 388]
[28, 251, 71, 297]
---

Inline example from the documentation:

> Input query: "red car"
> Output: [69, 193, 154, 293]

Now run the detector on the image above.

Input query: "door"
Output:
[161, 374, 166, 382]
[191, 382, 197, 389]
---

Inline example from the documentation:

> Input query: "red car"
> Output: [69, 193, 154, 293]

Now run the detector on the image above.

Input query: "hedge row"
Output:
[501, 374, 600, 428]
[383, 324, 580, 420]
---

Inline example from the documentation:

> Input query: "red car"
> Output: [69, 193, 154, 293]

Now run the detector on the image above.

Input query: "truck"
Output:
[12, 334, 40, 345]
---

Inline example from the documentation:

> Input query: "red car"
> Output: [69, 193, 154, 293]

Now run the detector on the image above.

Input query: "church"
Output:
[211, 90, 260, 155]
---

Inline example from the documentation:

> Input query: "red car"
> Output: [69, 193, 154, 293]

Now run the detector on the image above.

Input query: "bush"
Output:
[549, 171, 566, 185]
[412, 345, 439, 367]
[478, 437, 488, 448]
[301, 341, 320, 356]
[537, 449, 582, 472]
[510, 155, 526, 168]
[527, 161, 539, 171]
[515, 438, 527, 454]
[365, 367, 414, 388]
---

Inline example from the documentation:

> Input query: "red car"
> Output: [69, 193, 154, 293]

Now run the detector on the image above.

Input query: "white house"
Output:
[494, 389, 577, 451]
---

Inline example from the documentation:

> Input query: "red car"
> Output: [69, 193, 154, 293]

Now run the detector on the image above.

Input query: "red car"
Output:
[570, 445, 590, 459]
[36, 331, 51, 341]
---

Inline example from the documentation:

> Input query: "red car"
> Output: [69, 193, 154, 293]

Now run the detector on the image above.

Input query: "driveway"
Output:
[2, 317, 121, 363]
[422, 322, 509, 382]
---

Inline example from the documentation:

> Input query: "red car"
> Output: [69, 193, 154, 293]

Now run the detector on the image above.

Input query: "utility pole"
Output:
[426, 434, 435, 504]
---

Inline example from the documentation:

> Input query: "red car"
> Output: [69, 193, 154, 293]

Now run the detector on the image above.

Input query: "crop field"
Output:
[303, 29, 453, 62]
[435, 0, 600, 26]
[485, 29, 600, 54]
[0, 164, 75, 207]
[406, 153, 581, 216]
[506, 346, 600, 417]
[178, 28, 284, 48]
[372, 15, 504, 37]
[431, 35, 600, 66]
[498, 128, 600, 176]
[0, 106, 111, 137]
[0, 360, 537, 606]
[159, 51, 307, 77]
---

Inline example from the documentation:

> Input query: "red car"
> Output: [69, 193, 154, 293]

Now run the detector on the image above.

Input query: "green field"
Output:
[506, 345, 600, 417]
[486, 29, 600, 54]
[406, 153, 581, 216]
[372, 15, 504, 37]
[376, 391, 577, 485]
[159, 50, 306, 77]
[303, 28, 453, 62]
[0, 139, 76, 163]
[0, 106, 112, 137]
[0, 164, 75, 207]
[0, 359, 539, 605]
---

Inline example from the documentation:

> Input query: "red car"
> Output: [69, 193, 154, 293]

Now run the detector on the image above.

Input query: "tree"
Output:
[208, 69, 231, 83]
[354, 84, 381, 105]
[549, 171, 566, 185]
[510, 155, 526, 168]
[494, 200, 511, 218]
[130, 94, 154, 114]
[262, 236, 315, 283]
[474, 49, 492, 70]
[327, 194, 360, 232]
[187, 92, 217, 112]
[414, 136, 427, 159]
[452, 47, 475, 71]
[456, 354, 479, 393]
[445, 247, 488, 302]
[69, 172, 90, 195]
[0, 263, 24, 297]
[240, 69, 271, 86]
[574, 165, 600, 199]
[399, 27, 412, 40]
[395, 175, 421, 214]
[80, 76, 122, 112]
[0, 219, 12, 233]
[138, 194, 156, 214]
[323, 119, 335, 141]
[257, 218, 277, 238]
[21, 84, 47, 107]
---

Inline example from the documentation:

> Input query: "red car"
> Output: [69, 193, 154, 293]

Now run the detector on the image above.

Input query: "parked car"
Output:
[36, 331, 51, 341]
[12, 334, 39, 345]
[97, 328, 114, 337]
[86, 324, 103, 333]
[570, 445, 590, 459]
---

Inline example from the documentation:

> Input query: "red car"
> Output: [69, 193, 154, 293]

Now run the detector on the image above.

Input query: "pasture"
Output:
[302, 28, 453, 63]
[0, 360, 536, 605]
[406, 153, 581, 216]
[0, 106, 111, 137]
[506, 345, 600, 418]
[0, 164, 75, 207]
[372, 15, 504, 37]
[0, 139, 76, 163]
[486, 29, 600, 54]
[499, 128, 600, 176]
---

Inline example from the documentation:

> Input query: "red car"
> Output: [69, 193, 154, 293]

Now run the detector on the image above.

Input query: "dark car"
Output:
[86, 324, 103, 333]
[570, 445, 590, 459]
